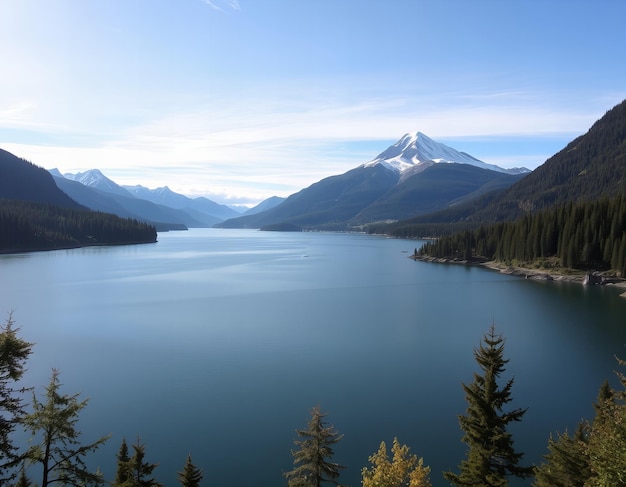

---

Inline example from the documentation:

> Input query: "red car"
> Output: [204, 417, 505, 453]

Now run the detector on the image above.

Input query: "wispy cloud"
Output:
[202, 0, 240, 13]
[2, 88, 613, 205]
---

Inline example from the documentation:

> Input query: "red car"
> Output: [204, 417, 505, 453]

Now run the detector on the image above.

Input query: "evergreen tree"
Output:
[0, 312, 33, 481]
[533, 423, 590, 487]
[361, 437, 432, 487]
[114, 437, 131, 486]
[444, 325, 533, 486]
[117, 437, 162, 487]
[178, 454, 203, 487]
[22, 369, 110, 487]
[584, 358, 626, 486]
[13, 466, 31, 487]
[284, 406, 344, 487]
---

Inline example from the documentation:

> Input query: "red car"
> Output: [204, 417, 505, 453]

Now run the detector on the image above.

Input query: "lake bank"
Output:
[413, 255, 626, 297]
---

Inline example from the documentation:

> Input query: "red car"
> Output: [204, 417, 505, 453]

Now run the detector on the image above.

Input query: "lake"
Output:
[1, 229, 626, 486]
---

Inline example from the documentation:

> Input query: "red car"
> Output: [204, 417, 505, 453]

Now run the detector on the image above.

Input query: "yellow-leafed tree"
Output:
[361, 437, 432, 487]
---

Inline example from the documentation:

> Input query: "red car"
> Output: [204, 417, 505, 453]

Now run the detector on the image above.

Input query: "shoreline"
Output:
[413, 255, 626, 297]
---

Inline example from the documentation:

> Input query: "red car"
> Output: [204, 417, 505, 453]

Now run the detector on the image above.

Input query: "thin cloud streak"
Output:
[2, 96, 606, 205]
[202, 0, 241, 13]
[2, 77, 622, 205]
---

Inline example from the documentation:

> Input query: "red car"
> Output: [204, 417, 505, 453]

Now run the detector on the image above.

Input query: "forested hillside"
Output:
[0, 148, 157, 252]
[0, 149, 83, 209]
[470, 98, 626, 221]
[418, 194, 626, 276]
[0, 199, 157, 252]
[376, 99, 626, 238]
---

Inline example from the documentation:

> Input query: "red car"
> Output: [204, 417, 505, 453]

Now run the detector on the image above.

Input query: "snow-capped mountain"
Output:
[51, 169, 238, 228]
[364, 132, 529, 175]
[217, 132, 530, 229]
[63, 169, 133, 198]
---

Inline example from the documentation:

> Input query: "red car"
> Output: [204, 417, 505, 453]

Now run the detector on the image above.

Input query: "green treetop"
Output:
[284, 406, 344, 487]
[444, 325, 533, 486]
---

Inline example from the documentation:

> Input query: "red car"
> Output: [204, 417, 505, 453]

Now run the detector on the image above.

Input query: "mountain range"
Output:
[216, 132, 529, 230]
[49, 169, 285, 231]
[4, 96, 624, 240]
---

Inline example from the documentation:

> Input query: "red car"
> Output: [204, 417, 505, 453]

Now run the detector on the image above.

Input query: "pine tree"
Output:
[22, 369, 110, 487]
[444, 325, 533, 486]
[0, 313, 33, 481]
[584, 358, 626, 486]
[178, 454, 203, 487]
[117, 437, 163, 487]
[284, 406, 344, 487]
[114, 438, 131, 486]
[361, 437, 432, 487]
[533, 422, 590, 487]
[13, 466, 31, 487]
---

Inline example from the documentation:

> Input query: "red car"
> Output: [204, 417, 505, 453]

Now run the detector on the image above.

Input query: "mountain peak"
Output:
[365, 132, 527, 175]
[62, 169, 134, 197]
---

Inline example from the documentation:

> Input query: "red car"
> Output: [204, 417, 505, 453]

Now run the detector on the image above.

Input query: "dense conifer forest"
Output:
[417, 194, 626, 276]
[0, 199, 157, 252]
[0, 148, 157, 252]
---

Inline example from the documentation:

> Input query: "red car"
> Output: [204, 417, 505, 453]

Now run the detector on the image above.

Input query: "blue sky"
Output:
[1, 0, 625, 206]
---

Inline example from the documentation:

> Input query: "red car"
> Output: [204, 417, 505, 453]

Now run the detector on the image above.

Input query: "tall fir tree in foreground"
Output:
[22, 369, 110, 487]
[583, 359, 626, 486]
[444, 325, 532, 486]
[0, 312, 33, 482]
[361, 437, 432, 487]
[284, 406, 344, 487]
[178, 454, 203, 487]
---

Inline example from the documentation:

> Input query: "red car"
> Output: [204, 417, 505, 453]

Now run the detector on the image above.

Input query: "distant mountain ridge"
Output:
[50, 169, 250, 230]
[217, 132, 528, 230]
[64, 169, 134, 198]
[123, 184, 239, 221]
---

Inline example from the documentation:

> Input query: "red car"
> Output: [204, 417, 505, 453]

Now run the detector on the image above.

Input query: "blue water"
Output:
[1, 229, 625, 486]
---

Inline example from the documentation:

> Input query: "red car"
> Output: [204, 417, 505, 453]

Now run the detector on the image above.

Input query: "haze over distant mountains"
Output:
[49, 169, 284, 231]
[216, 132, 529, 230]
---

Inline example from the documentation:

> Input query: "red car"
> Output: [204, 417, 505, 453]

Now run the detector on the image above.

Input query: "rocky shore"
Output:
[413, 255, 626, 297]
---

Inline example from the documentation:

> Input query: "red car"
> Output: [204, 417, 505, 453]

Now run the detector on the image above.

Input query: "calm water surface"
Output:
[1, 229, 626, 487]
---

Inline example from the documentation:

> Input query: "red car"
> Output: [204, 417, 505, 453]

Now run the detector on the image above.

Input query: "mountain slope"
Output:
[383, 98, 626, 237]
[218, 164, 399, 228]
[365, 132, 527, 175]
[53, 170, 235, 228]
[351, 163, 526, 223]
[0, 149, 157, 251]
[0, 149, 83, 209]
[464, 99, 626, 222]
[242, 196, 285, 216]
[217, 133, 526, 229]
[64, 169, 134, 198]
[124, 185, 239, 220]
[52, 176, 199, 230]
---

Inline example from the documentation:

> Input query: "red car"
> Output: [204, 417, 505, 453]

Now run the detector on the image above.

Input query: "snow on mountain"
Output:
[63, 169, 133, 197]
[364, 132, 529, 175]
